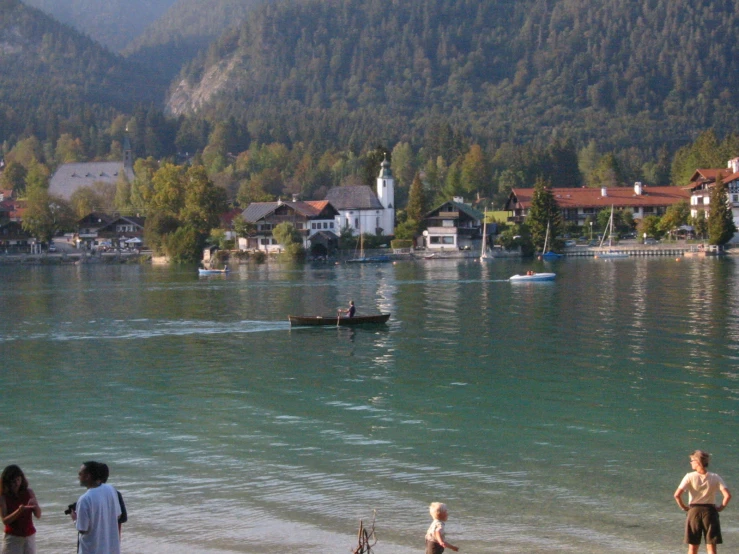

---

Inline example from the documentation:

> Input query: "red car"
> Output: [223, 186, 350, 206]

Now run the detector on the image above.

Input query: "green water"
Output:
[0, 258, 737, 553]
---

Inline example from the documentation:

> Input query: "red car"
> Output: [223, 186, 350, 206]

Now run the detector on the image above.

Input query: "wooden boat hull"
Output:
[509, 273, 556, 282]
[288, 314, 391, 326]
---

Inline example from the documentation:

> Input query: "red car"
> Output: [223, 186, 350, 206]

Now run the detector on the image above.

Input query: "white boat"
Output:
[509, 272, 556, 282]
[480, 205, 493, 261]
[198, 265, 229, 275]
[596, 206, 628, 258]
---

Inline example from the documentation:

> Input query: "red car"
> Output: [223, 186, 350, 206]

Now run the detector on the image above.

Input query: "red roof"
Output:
[510, 186, 690, 210]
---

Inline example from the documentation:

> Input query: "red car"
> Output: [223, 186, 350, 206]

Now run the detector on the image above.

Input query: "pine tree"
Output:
[526, 177, 562, 251]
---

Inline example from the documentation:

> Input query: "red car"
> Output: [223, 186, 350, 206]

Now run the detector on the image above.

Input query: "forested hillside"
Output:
[0, 0, 168, 148]
[168, 0, 739, 152]
[124, 0, 263, 82]
[22, 0, 175, 51]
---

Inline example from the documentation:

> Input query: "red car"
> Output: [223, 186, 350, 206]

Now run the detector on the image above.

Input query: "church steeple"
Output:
[376, 155, 395, 234]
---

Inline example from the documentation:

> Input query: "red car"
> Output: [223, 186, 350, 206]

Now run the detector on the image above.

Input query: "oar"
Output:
[337, 309, 341, 327]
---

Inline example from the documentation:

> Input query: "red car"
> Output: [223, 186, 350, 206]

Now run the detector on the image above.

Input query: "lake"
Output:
[0, 257, 737, 553]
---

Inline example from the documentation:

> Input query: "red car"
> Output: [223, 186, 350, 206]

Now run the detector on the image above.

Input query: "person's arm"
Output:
[1, 494, 34, 525]
[674, 486, 689, 511]
[717, 485, 731, 512]
[27, 489, 41, 519]
[433, 529, 459, 552]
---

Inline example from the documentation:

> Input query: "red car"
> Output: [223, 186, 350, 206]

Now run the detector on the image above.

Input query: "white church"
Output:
[325, 157, 395, 236]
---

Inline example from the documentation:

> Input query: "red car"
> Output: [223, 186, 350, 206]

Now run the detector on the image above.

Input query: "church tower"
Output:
[376, 156, 395, 234]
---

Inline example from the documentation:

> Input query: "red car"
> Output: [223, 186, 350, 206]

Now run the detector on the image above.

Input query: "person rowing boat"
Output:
[337, 300, 356, 318]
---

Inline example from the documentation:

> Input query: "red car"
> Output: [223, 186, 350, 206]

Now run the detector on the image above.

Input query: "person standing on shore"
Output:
[99, 464, 127, 539]
[71, 461, 121, 554]
[425, 502, 459, 553]
[674, 450, 731, 554]
[0, 465, 41, 554]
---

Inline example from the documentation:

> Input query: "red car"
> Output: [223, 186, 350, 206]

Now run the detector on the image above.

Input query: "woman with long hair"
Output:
[0, 465, 41, 554]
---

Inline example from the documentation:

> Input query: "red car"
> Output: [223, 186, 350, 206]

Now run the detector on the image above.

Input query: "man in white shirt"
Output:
[71, 461, 122, 554]
[674, 450, 732, 554]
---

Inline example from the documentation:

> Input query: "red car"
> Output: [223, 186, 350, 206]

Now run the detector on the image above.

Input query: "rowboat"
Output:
[509, 272, 556, 282]
[198, 268, 229, 275]
[288, 314, 391, 326]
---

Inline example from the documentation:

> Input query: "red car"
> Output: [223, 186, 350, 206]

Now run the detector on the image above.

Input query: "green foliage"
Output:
[390, 239, 413, 249]
[170, 0, 739, 154]
[0, 1, 165, 147]
[497, 224, 534, 256]
[273, 222, 305, 260]
[691, 210, 708, 239]
[637, 215, 662, 239]
[707, 179, 736, 246]
[393, 219, 418, 241]
[658, 201, 690, 234]
[525, 178, 562, 251]
[232, 215, 255, 238]
[596, 207, 633, 237]
[164, 225, 202, 264]
[22, 188, 75, 242]
[1, 161, 27, 195]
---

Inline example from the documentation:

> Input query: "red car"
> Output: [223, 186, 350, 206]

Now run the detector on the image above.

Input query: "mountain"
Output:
[124, 0, 263, 82]
[0, 0, 167, 144]
[22, 0, 176, 51]
[166, 0, 739, 151]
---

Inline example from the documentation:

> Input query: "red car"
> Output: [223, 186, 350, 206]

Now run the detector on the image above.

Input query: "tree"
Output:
[525, 178, 561, 250]
[404, 173, 427, 236]
[273, 222, 306, 260]
[637, 215, 661, 239]
[22, 187, 74, 242]
[232, 215, 256, 238]
[0, 161, 27, 195]
[707, 178, 736, 246]
[180, 166, 228, 235]
[658, 201, 690, 236]
[460, 144, 490, 197]
[691, 210, 708, 239]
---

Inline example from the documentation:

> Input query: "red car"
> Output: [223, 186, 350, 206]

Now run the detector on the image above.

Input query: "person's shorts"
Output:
[685, 504, 722, 545]
[2, 533, 36, 554]
[425, 539, 444, 554]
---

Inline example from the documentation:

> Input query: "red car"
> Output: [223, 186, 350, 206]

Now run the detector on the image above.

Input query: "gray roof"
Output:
[49, 162, 135, 200]
[242, 203, 279, 223]
[324, 186, 383, 210]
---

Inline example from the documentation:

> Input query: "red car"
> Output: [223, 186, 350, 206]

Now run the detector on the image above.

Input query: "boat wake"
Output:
[0, 319, 290, 343]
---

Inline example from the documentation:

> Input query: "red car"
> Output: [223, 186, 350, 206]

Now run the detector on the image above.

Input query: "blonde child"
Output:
[425, 502, 459, 553]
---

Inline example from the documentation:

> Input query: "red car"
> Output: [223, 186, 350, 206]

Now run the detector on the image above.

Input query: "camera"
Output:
[64, 502, 76, 515]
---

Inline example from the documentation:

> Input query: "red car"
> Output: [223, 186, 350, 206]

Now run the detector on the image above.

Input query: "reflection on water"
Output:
[0, 258, 737, 553]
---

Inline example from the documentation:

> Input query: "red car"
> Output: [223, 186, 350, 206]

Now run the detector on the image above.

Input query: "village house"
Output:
[324, 157, 395, 237]
[76, 212, 145, 250]
[687, 157, 739, 240]
[505, 183, 691, 227]
[239, 198, 340, 254]
[421, 198, 485, 251]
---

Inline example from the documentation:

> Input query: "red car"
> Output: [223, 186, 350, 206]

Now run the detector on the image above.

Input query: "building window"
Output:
[733, 195, 738, 203]
[330, 222, 334, 229]
[643, 207, 654, 214]
[442, 220, 454, 227]
[583, 208, 595, 214]
[355, 218, 359, 228]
